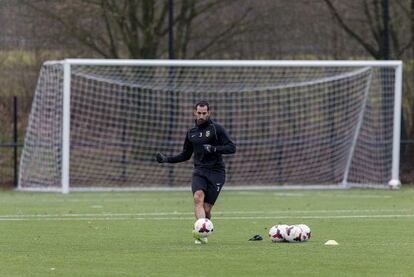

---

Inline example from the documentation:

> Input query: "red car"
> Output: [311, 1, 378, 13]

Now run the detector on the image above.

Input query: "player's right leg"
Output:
[192, 173, 209, 244]
[192, 173, 208, 219]
[192, 191, 208, 244]
[193, 190, 206, 219]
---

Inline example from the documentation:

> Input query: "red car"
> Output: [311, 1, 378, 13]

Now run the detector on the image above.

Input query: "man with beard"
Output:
[156, 101, 236, 244]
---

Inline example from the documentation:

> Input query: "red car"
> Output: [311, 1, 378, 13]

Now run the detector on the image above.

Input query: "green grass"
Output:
[1, 188, 414, 276]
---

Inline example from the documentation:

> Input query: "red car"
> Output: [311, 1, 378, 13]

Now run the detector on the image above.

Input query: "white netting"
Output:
[19, 61, 399, 191]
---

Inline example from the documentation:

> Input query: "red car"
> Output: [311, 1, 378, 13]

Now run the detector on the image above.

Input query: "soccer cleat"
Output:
[193, 230, 208, 244]
[194, 237, 208, 244]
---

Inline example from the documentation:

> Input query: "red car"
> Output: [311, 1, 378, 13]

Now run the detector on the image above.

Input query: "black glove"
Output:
[156, 152, 168, 163]
[248, 234, 263, 241]
[203, 144, 216, 153]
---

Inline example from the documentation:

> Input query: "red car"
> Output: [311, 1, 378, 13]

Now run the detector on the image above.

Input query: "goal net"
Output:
[18, 60, 402, 192]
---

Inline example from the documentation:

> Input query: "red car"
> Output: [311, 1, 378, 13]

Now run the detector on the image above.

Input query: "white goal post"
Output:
[19, 59, 403, 193]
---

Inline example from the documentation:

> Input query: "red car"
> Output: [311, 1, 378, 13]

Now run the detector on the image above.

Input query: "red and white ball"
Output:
[268, 224, 288, 242]
[284, 225, 303, 242]
[194, 218, 214, 238]
[296, 224, 311, 241]
[268, 224, 311, 242]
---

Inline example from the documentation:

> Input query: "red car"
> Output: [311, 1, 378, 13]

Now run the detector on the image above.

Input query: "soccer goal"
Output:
[18, 59, 403, 193]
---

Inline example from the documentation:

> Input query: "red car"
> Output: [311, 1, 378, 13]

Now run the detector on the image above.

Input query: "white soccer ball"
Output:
[284, 225, 303, 242]
[268, 224, 288, 242]
[296, 224, 311, 241]
[194, 218, 214, 238]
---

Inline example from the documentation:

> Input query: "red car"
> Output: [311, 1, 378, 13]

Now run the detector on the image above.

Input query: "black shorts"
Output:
[192, 168, 225, 205]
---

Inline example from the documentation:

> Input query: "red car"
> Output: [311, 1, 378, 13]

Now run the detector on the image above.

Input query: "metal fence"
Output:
[0, 97, 21, 188]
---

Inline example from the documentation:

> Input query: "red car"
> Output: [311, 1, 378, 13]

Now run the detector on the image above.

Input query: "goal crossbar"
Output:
[44, 59, 403, 67]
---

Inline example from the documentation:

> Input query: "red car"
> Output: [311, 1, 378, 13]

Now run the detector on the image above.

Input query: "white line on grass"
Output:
[0, 209, 411, 218]
[0, 214, 413, 221]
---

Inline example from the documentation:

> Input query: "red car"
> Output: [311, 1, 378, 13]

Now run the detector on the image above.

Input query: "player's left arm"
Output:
[213, 124, 236, 154]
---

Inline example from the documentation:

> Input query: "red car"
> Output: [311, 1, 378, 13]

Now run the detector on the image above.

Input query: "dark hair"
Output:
[194, 101, 210, 111]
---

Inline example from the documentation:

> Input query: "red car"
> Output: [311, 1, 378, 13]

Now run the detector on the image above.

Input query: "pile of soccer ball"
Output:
[194, 218, 214, 238]
[192, 219, 311, 244]
[268, 224, 311, 243]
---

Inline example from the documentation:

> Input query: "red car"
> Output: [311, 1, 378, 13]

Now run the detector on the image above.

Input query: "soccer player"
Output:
[156, 101, 236, 244]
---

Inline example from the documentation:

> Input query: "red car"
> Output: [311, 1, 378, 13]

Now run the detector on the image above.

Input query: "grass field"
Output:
[1, 188, 414, 276]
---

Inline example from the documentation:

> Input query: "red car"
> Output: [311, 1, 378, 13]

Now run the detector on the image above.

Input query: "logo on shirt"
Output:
[206, 130, 210, 137]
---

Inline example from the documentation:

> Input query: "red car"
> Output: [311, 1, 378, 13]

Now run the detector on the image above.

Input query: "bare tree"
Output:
[323, 0, 412, 59]
[324, 0, 414, 179]
[17, 0, 252, 59]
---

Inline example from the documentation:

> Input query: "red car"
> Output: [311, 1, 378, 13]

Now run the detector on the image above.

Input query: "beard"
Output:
[196, 118, 208, 125]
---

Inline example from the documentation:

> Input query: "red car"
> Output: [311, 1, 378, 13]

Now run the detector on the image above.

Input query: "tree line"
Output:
[1, 0, 414, 184]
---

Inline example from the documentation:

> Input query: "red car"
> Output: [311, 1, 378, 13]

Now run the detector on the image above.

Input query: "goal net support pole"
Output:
[389, 64, 403, 188]
[62, 61, 71, 194]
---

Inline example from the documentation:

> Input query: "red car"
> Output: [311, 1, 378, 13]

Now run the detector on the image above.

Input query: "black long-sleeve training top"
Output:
[167, 119, 236, 170]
